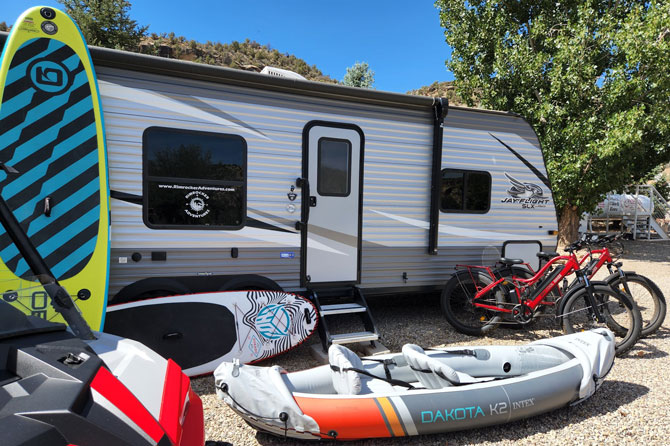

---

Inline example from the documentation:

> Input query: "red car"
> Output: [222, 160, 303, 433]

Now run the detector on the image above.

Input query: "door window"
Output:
[317, 138, 351, 197]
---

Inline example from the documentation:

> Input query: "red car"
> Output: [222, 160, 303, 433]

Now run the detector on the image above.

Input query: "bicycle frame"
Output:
[459, 252, 583, 314]
[454, 236, 618, 325]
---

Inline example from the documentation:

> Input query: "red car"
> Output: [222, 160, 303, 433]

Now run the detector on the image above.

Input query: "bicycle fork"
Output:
[608, 263, 632, 297]
[576, 270, 606, 323]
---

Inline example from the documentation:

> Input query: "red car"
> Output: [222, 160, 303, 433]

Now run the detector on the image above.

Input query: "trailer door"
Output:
[302, 123, 363, 285]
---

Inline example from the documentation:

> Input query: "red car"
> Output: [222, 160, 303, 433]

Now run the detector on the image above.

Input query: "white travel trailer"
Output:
[0, 34, 559, 347]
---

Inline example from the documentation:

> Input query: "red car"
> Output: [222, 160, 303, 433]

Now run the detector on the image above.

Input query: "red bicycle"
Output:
[441, 238, 643, 355]
[497, 233, 665, 337]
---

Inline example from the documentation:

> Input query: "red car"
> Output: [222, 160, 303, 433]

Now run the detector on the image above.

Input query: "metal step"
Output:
[308, 286, 381, 351]
[330, 331, 379, 345]
[319, 302, 367, 316]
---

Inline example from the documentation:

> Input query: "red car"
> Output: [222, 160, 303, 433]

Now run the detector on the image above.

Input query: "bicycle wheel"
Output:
[608, 272, 667, 337]
[561, 284, 641, 356]
[605, 240, 625, 258]
[441, 270, 504, 336]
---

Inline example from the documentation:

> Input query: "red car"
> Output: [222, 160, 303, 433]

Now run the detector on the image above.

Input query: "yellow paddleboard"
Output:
[0, 6, 109, 330]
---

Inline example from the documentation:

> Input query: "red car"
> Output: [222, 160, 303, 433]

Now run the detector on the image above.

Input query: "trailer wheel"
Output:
[111, 278, 191, 304]
[217, 275, 282, 292]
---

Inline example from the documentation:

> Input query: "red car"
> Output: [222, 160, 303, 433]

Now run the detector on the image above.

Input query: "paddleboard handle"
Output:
[0, 162, 95, 339]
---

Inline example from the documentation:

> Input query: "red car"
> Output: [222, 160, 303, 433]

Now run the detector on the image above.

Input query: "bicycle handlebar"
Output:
[567, 232, 622, 252]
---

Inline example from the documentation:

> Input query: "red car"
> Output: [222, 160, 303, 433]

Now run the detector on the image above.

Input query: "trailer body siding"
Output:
[0, 25, 558, 298]
[97, 64, 556, 297]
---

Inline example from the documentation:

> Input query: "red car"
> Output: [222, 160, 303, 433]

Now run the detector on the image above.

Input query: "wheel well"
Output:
[217, 274, 282, 291]
[111, 278, 191, 305]
[111, 274, 283, 304]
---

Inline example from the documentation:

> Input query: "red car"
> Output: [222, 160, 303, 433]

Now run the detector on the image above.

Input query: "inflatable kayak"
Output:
[215, 329, 615, 440]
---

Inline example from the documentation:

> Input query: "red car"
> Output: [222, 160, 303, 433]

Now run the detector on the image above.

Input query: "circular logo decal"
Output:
[255, 304, 291, 340]
[27, 58, 72, 95]
[184, 191, 210, 218]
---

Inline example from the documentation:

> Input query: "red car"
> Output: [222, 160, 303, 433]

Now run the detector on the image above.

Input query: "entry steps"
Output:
[306, 286, 386, 354]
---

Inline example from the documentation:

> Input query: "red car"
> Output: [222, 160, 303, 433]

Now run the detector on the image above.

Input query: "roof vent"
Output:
[260, 66, 306, 80]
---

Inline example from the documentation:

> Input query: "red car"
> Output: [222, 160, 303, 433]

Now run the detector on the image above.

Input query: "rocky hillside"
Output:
[139, 33, 338, 84]
[1, 22, 462, 98]
[407, 81, 470, 105]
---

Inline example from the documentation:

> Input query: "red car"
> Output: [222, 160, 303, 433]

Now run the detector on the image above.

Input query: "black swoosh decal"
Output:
[110, 189, 295, 233]
[489, 133, 551, 188]
[110, 189, 142, 204]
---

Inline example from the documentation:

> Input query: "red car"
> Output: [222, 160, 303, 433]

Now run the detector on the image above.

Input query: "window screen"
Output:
[317, 138, 351, 196]
[143, 127, 246, 229]
[440, 169, 491, 213]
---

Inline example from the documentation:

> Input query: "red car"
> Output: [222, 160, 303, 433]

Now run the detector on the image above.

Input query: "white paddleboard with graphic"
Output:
[104, 290, 317, 376]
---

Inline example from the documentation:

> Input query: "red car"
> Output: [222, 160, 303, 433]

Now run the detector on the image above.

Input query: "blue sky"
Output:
[2, 1, 454, 93]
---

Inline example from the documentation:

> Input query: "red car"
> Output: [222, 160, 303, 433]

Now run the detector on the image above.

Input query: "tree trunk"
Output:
[558, 204, 581, 248]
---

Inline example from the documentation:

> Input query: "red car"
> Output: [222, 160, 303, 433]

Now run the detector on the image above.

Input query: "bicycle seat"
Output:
[536, 251, 559, 260]
[499, 257, 524, 265]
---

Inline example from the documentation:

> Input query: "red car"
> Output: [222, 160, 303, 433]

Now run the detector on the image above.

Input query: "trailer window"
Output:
[143, 127, 246, 229]
[317, 138, 351, 197]
[440, 169, 491, 213]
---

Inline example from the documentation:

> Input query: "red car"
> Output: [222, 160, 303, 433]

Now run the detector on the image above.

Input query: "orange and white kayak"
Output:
[214, 329, 615, 441]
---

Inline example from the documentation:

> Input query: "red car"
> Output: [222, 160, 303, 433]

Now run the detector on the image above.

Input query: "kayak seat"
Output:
[402, 344, 477, 389]
[328, 344, 396, 395]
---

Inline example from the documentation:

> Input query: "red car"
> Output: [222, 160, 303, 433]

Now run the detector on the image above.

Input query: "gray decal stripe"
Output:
[246, 217, 295, 233]
[386, 396, 409, 436]
[307, 223, 358, 248]
[108, 193, 296, 234]
[247, 207, 298, 233]
[373, 397, 396, 437]
[489, 133, 551, 188]
[189, 96, 269, 138]
[390, 396, 418, 436]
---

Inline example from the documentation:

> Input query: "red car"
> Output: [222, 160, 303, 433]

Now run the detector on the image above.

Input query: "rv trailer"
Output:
[0, 33, 558, 347]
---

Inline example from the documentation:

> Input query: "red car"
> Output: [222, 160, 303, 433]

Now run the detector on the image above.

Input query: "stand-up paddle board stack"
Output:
[0, 7, 110, 330]
[105, 290, 318, 376]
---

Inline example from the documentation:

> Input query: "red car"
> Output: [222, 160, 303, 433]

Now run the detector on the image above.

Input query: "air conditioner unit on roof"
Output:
[260, 66, 306, 80]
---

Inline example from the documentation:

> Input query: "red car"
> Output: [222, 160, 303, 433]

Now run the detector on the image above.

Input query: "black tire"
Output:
[605, 240, 625, 258]
[441, 270, 504, 336]
[561, 284, 642, 356]
[607, 273, 667, 337]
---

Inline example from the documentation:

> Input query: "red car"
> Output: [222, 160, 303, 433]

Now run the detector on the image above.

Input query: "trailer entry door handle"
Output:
[296, 177, 311, 228]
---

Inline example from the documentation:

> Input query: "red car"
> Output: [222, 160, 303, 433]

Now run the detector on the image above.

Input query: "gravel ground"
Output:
[193, 240, 670, 446]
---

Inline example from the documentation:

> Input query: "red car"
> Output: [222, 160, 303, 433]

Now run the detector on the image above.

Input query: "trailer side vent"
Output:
[151, 251, 167, 261]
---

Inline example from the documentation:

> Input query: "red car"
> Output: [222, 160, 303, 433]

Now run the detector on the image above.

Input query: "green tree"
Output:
[57, 0, 148, 50]
[435, 0, 670, 243]
[342, 61, 375, 88]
